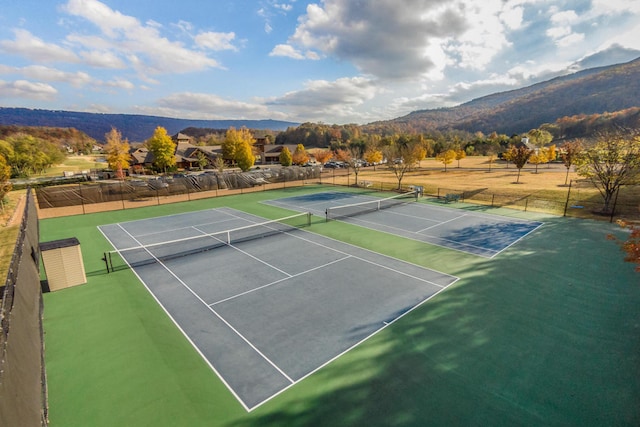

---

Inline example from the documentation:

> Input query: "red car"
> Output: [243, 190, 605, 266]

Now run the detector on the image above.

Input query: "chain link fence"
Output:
[0, 189, 48, 426]
[322, 170, 639, 222]
[35, 166, 322, 218]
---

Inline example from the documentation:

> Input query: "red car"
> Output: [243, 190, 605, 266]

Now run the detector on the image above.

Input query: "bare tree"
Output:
[560, 140, 583, 186]
[577, 130, 640, 214]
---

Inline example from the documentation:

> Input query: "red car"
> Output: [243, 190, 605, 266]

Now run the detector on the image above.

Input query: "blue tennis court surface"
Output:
[99, 208, 457, 411]
[264, 191, 543, 258]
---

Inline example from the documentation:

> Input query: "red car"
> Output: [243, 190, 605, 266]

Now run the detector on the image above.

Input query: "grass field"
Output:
[325, 157, 639, 221]
[0, 189, 27, 286]
[42, 154, 107, 177]
[39, 185, 640, 426]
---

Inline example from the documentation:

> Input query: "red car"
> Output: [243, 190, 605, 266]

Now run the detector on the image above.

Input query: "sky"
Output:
[1, 0, 639, 125]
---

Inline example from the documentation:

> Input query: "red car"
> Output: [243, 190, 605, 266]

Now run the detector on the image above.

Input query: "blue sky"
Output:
[1, 0, 639, 125]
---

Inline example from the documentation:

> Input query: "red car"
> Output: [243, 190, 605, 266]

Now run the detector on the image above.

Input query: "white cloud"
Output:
[545, 9, 584, 47]
[590, 0, 640, 15]
[283, 0, 519, 81]
[263, 76, 379, 122]
[549, 10, 580, 25]
[155, 92, 277, 119]
[0, 29, 79, 63]
[268, 77, 378, 107]
[0, 80, 58, 100]
[269, 44, 319, 60]
[274, 3, 293, 12]
[78, 49, 127, 69]
[0, 64, 93, 87]
[499, 5, 524, 30]
[61, 0, 223, 74]
[101, 77, 135, 90]
[555, 32, 585, 48]
[194, 31, 238, 51]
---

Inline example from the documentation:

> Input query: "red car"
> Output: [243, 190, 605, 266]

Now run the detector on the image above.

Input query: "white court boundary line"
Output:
[340, 209, 502, 257]
[346, 209, 545, 259]
[100, 210, 313, 412]
[262, 191, 544, 258]
[222, 208, 452, 289]
[263, 191, 373, 215]
[100, 207, 459, 412]
[114, 222, 295, 380]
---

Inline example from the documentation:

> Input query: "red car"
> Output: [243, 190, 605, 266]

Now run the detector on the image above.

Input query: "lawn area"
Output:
[0, 189, 27, 285]
[39, 186, 640, 426]
[43, 154, 107, 177]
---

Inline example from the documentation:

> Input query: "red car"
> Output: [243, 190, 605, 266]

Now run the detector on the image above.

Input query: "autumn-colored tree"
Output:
[104, 127, 131, 179]
[364, 149, 383, 170]
[607, 221, 640, 272]
[546, 144, 557, 166]
[508, 145, 533, 183]
[196, 151, 209, 170]
[527, 128, 553, 147]
[222, 127, 255, 165]
[502, 145, 514, 169]
[341, 145, 370, 186]
[292, 144, 310, 166]
[333, 148, 350, 163]
[146, 126, 176, 173]
[436, 149, 456, 171]
[279, 147, 292, 166]
[0, 134, 64, 177]
[214, 156, 225, 173]
[384, 144, 421, 190]
[313, 149, 333, 166]
[529, 149, 548, 174]
[576, 130, 640, 214]
[0, 153, 12, 202]
[236, 139, 255, 172]
[412, 145, 427, 166]
[560, 140, 583, 185]
[486, 149, 496, 172]
[454, 148, 466, 167]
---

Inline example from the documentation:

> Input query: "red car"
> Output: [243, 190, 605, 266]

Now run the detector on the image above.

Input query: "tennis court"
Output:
[264, 191, 543, 258]
[98, 207, 458, 411]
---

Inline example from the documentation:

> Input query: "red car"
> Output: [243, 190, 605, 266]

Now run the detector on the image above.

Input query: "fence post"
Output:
[563, 180, 573, 217]
[610, 185, 621, 223]
[491, 194, 495, 207]
[524, 196, 529, 212]
[120, 180, 125, 210]
[78, 183, 85, 215]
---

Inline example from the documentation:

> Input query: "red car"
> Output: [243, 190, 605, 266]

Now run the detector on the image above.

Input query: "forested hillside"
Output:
[365, 57, 640, 136]
[0, 125, 95, 153]
[0, 108, 298, 143]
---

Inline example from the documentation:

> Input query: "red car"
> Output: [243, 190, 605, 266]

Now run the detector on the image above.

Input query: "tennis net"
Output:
[104, 212, 312, 272]
[325, 190, 418, 221]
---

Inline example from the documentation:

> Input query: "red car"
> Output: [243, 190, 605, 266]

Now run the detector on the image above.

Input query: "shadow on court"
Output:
[99, 207, 457, 410]
[226, 217, 640, 427]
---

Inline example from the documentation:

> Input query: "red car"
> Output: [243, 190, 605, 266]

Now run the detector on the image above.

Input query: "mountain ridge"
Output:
[1, 56, 639, 141]
[368, 57, 640, 135]
[0, 108, 299, 142]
